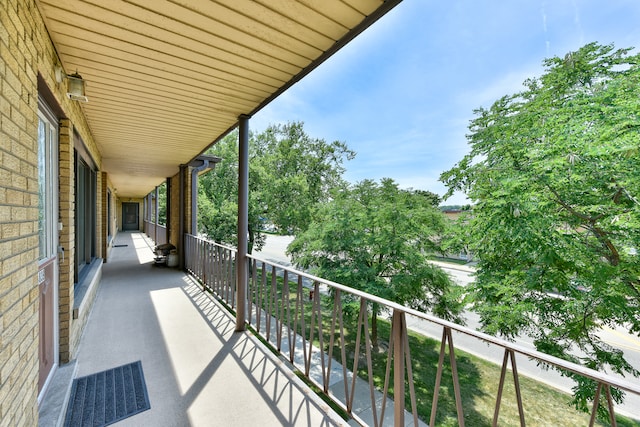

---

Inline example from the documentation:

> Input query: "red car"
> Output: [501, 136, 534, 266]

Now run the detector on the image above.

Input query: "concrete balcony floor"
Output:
[68, 231, 345, 426]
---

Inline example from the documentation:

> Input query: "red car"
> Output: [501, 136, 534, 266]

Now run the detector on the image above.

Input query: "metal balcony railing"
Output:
[143, 220, 167, 246]
[184, 234, 640, 427]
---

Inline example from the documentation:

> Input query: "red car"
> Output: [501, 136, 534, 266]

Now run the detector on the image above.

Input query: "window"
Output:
[37, 102, 58, 261]
[74, 142, 97, 282]
[107, 189, 113, 243]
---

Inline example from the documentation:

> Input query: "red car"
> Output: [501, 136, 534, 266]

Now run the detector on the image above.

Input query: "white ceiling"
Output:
[37, 0, 401, 198]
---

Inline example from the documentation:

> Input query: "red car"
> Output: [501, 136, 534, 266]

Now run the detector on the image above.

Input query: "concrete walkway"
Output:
[66, 232, 346, 426]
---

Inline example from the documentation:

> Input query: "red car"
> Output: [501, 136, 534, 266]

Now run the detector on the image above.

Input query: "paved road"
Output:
[255, 234, 640, 420]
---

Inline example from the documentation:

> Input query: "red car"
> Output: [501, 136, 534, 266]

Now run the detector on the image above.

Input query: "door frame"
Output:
[37, 101, 59, 402]
[122, 202, 140, 231]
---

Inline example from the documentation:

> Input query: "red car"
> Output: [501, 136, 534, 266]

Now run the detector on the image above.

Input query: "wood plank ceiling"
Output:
[37, 0, 401, 198]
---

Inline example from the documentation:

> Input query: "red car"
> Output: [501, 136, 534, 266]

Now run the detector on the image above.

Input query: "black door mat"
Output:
[64, 361, 151, 427]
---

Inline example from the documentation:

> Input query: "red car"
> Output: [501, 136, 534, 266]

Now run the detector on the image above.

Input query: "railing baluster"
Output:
[283, 271, 294, 362]
[404, 315, 418, 427]
[227, 248, 231, 300]
[361, 301, 378, 427]
[228, 249, 234, 307]
[509, 349, 526, 427]
[493, 349, 524, 427]
[430, 328, 447, 426]
[252, 259, 257, 325]
[256, 261, 265, 333]
[493, 349, 510, 426]
[202, 240, 208, 291]
[218, 246, 224, 297]
[335, 290, 351, 413]
[325, 289, 340, 395]
[209, 242, 215, 292]
[605, 384, 618, 427]
[213, 245, 219, 294]
[306, 282, 315, 377]
[589, 382, 618, 427]
[208, 241, 213, 292]
[214, 245, 219, 295]
[267, 266, 276, 343]
[221, 247, 225, 299]
[292, 273, 301, 361]
[294, 275, 308, 374]
[307, 281, 324, 384]
[277, 270, 286, 352]
[197, 237, 202, 281]
[589, 382, 603, 427]
[380, 312, 394, 425]
[349, 299, 366, 417]
[201, 239, 207, 290]
[196, 238, 201, 287]
[446, 327, 465, 426]
[430, 327, 465, 426]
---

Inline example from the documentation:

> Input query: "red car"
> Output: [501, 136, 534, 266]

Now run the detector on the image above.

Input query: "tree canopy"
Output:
[441, 42, 640, 411]
[288, 178, 464, 338]
[198, 121, 354, 252]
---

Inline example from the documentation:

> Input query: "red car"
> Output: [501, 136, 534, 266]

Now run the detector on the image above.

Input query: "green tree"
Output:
[156, 182, 167, 226]
[253, 121, 355, 234]
[441, 43, 640, 413]
[198, 129, 265, 251]
[441, 211, 474, 261]
[199, 121, 354, 252]
[288, 178, 464, 346]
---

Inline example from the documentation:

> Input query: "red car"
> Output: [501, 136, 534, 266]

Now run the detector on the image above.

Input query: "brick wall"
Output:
[1, 1, 43, 424]
[0, 0, 107, 422]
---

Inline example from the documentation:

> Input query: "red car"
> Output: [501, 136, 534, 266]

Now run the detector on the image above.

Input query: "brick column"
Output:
[168, 173, 180, 247]
[101, 172, 108, 261]
[58, 119, 75, 363]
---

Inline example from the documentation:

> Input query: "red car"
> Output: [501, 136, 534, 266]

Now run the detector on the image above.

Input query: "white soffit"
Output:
[37, 0, 400, 197]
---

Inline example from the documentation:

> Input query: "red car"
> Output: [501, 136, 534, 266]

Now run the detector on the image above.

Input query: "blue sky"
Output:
[252, 1, 640, 205]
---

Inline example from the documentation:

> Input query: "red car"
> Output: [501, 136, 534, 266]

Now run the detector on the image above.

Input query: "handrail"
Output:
[245, 252, 640, 395]
[185, 233, 640, 426]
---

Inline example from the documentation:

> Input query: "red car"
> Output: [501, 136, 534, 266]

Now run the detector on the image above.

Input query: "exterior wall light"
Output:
[66, 72, 89, 102]
[55, 66, 88, 102]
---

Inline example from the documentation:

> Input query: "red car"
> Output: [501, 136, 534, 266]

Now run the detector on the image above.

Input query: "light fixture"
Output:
[66, 71, 88, 103]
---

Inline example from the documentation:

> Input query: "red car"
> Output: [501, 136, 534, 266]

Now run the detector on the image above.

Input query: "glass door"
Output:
[37, 102, 59, 399]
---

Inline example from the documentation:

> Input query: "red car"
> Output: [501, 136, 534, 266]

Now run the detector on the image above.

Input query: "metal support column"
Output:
[179, 165, 186, 270]
[166, 177, 171, 243]
[236, 114, 250, 332]
[154, 186, 159, 241]
[143, 195, 147, 233]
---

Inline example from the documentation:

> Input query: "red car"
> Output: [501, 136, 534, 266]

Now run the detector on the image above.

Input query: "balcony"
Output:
[12, 2, 636, 426]
[42, 231, 639, 426]
[42, 231, 345, 426]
